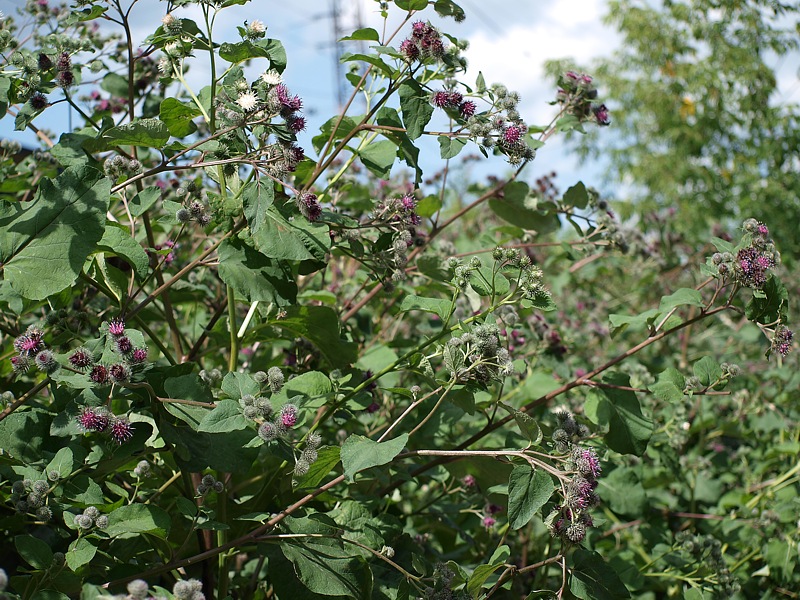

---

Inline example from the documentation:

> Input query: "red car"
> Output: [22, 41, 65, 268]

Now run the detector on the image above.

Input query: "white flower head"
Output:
[260, 69, 282, 86]
[157, 57, 171, 75]
[247, 19, 265, 35]
[164, 42, 182, 57]
[162, 13, 176, 26]
[236, 90, 259, 112]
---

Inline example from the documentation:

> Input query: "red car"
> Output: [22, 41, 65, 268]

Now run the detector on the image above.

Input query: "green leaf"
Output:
[438, 135, 467, 159]
[197, 399, 249, 433]
[600, 373, 653, 456]
[399, 80, 434, 140]
[340, 52, 395, 77]
[243, 183, 330, 262]
[499, 404, 542, 446]
[399, 294, 452, 321]
[467, 545, 510, 598]
[280, 538, 372, 598]
[218, 238, 297, 307]
[489, 182, 560, 233]
[563, 181, 589, 208]
[219, 40, 272, 63]
[16, 534, 54, 570]
[608, 308, 661, 337]
[358, 139, 397, 178]
[693, 356, 721, 387]
[66, 538, 96, 571]
[270, 305, 357, 368]
[129, 186, 161, 217]
[341, 433, 408, 481]
[101, 118, 170, 149]
[105, 504, 171, 538]
[599, 467, 646, 517]
[0, 165, 110, 300]
[658, 288, 704, 312]
[294, 446, 341, 491]
[745, 275, 788, 324]
[97, 224, 150, 278]
[396, 0, 428, 9]
[507, 466, 555, 529]
[0, 409, 50, 463]
[46, 445, 87, 479]
[221, 371, 260, 400]
[416, 195, 442, 218]
[340, 27, 380, 41]
[570, 549, 631, 600]
[159, 98, 201, 137]
[469, 267, 510, 297]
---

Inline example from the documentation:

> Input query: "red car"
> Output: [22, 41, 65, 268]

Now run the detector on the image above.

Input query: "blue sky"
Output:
[0, 0, 624, 191]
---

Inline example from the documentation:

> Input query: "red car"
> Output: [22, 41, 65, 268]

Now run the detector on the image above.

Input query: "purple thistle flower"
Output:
[279, 404, 298, 428]
[89, 364, 109, 384]
[56, 51, 71, 71]
[756, 223, 769, 236]
[298, 192, 322, 222]
[11, 355, 31, 375]
[772, 325, 794, 357]
[501, 125, 524, 145]
[108, 318, 126, 336]
[109, 363, 131, 383]
[116, 336, 133, 355]
[459, 100, 477, 118]
[34, 350, 58, 373]
[287, 115, 306, 133]
[69, 348, 93, 370]
[578, 448, 601, 479]
[592, 103, 610, 126]
[482, 516, 496, 529]
[108, 417, 134, 443]
[77, 407, 109, 432]
[399, 38, 419, 61]
[29, 93, 48, 111]
[130, 348, 148, 364]
[400, 194, 416, 211]
[462, 474, 476, 488]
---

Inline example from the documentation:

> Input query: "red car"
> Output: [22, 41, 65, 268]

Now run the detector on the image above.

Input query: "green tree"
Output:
[565, 0, 800, 253]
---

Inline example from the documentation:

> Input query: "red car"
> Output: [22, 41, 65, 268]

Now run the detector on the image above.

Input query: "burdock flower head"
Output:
[771, 325, 794, 357]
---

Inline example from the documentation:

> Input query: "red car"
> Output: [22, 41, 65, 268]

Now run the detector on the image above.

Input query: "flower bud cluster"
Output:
[399, 21, 446, 63]
[77, 406, 134, 444]
[555, 71, 609, 126]
[431, 89, 476, 119]
[73, 506, 109, 530]
[240, 393, 273, 422]
[103, 155, 142, 180]
[241, 19, 265, 42]
[770, 324, 793, 357]
[11, 324, 61, 376]
[550, 409, 591, 453]
[443, 322, 514, 384]
[293, 431, 323, 477]
[674, 531, 740, 596]
[710, 219, 779, 289]
[462, 84, 534, 165]
[257, 403, 300, 442]
[133, 460, 150, 478]
[175, 182, 212, 227]
[297, 192, 323, 222]
[73, 318, 149, 388]
[173, 578, 205, 600]
[196, 473, 225, 496]
[9, 477, 53, 521]
[546, 412, 600, 544]
[199, 368, 223, 387]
